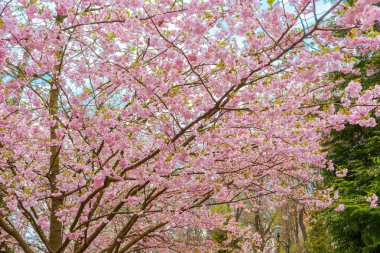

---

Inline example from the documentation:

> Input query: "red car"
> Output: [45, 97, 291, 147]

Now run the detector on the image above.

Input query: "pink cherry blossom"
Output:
[336, 169, 348, 178]
[335, 204, 345, 212]
[366, 194, 378, 208]
[0, 0, 378, 252]
[345, 81, 362, 98]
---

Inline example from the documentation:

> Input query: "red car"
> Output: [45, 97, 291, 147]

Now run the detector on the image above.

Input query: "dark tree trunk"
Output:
[48, 87, 63, 251]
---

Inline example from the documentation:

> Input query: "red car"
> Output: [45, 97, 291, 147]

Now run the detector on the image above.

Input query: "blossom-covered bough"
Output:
[0, 0, 379, 252]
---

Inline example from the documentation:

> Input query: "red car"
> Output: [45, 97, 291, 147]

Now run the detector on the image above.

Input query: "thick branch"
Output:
[0, 217, 35, 253]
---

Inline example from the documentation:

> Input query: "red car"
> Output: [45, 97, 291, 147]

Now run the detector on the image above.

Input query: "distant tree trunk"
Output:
[254, 211, 263, 237]
[299, 207, 307, 242]
[285, 207, 291, 247]
[294, 205, 299, 244]
[235, 208, 243, 222]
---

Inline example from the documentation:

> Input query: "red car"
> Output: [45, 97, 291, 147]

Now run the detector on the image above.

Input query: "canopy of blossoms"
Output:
[0, 0, 379, 252]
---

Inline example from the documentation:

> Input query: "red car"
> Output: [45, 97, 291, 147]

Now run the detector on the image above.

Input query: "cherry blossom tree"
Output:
[0, 0, 379, 252]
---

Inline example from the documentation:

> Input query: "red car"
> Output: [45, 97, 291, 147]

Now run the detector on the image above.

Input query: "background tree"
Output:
[307, 52, 380, 253]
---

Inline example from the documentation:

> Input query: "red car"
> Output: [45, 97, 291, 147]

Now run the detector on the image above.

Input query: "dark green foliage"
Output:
[308, 53, 380, 253]
[327, 206, 380, 253]
[321, 118, 380, 253]
[211, 229, 241, 253]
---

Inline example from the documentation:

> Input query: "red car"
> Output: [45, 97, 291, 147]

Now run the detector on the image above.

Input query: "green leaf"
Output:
[267, 0, 275, 7]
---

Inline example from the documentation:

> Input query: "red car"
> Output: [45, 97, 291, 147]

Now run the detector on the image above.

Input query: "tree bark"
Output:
[0, 217, 35, 253]
[48, 86, 63, 251]
[294, 205, 299, 244]
[254, 211, 262, 236]
[299, 207, 307, 242]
